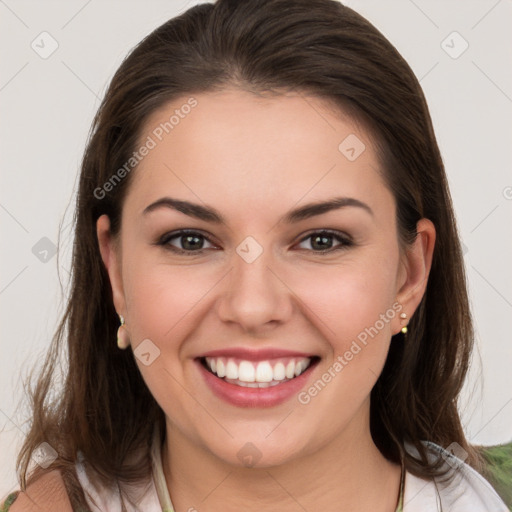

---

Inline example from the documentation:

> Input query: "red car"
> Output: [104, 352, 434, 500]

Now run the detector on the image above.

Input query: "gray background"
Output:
[1, 0, 511, 498]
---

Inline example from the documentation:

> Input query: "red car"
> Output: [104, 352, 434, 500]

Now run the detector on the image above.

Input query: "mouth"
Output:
[199, 355, 319, 387]
[194, 348, 321, 408]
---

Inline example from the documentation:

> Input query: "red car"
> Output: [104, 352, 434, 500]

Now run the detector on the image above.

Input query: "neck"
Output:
[161, 410, 402, 512]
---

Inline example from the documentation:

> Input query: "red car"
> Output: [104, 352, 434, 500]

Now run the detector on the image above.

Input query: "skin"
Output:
[97, 88, 435, 512]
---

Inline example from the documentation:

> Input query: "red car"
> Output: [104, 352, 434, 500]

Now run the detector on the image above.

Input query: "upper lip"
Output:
[197, 347, 318, 361]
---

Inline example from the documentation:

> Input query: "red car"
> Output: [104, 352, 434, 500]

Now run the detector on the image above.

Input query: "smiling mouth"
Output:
[199, 356, 321, 388]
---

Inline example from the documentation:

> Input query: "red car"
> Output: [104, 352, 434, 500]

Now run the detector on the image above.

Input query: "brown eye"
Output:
[158, 230, 216, 254]
[178, 233, 205, 251]
[297, 231, 352, 253]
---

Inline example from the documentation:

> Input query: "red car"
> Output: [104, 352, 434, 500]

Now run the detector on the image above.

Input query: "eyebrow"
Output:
[142, 196, 373, 224]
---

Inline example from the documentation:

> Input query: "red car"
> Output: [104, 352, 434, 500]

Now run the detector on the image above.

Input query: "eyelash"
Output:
[155, 229, 354, 256]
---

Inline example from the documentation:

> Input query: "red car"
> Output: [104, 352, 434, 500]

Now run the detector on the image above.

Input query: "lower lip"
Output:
[196, 359, 318, 408]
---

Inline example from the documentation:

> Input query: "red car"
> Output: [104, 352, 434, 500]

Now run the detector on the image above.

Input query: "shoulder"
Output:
[403, 441, 509, 512]
[4, 470, 72, 512]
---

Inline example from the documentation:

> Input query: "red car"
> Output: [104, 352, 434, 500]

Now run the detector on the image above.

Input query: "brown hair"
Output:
[15, 0, 482, 508]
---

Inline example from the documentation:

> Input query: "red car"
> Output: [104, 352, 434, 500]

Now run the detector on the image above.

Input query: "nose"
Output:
[215, 245, 293, 334]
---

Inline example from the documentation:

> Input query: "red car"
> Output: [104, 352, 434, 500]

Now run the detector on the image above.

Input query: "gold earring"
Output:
[117, 315, 130, 349]
[400, 312, 408, 334]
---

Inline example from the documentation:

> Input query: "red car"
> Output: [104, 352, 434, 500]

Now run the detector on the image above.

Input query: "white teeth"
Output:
[294, 360, 304, 377]
[273, 362, 285, 381]
[255, 361, 273, 382]
[224, 378, 287, 388]
[238, 361, 256, 382]
[285, 361, 295, 379]
[226, 360, 238, 379]
[216, 359, 226, 378]
[204, 356, 313, 385]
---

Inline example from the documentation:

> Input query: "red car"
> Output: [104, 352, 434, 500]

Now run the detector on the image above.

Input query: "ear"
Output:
[393, 218, 436, 335]
[96, 214, 126, 317]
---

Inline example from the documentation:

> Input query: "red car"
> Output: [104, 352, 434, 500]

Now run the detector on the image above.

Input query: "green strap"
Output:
[479, 443, 512, 510]
[0, 492, 19, 512]
[394, 459, 405, 512]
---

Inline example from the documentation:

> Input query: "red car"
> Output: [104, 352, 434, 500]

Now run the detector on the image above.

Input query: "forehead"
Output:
[126, 88, 391, 218]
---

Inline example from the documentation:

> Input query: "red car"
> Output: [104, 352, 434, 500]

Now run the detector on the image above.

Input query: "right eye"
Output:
[157, 230, 218, 254]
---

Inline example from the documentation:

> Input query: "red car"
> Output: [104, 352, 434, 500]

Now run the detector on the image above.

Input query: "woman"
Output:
[3, 0, 509, 510]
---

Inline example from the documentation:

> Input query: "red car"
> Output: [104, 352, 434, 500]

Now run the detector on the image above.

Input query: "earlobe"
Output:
[96, 214, 126, 316]
[394, 218, 436, 334]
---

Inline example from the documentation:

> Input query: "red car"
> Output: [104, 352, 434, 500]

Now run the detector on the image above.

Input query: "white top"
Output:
[75, 426, 508, 512]
[402, 442, 508, 511]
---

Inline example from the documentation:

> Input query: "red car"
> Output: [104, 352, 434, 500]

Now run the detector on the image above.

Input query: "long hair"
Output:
[15, 0, 481, 508]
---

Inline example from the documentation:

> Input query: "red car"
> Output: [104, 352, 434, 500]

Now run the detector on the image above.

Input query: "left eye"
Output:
[296, 231, 350, 252]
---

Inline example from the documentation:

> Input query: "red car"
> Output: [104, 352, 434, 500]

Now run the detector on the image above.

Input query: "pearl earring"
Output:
[400, 312, 408, 334]
[117, 315, 130, 349]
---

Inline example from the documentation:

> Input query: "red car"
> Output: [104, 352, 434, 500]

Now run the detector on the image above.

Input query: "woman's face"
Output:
[98, 88, 433, 468]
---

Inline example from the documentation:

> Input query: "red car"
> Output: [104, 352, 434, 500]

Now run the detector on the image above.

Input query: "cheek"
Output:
[292, 256, 399, 353]
[121, 242, 221, 346]
[287, 256, 400, 434]
[120, 258, 220, 425]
